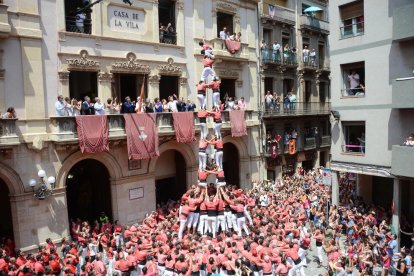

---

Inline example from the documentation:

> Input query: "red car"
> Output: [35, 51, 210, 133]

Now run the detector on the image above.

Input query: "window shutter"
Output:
[340, 1, 363, 20]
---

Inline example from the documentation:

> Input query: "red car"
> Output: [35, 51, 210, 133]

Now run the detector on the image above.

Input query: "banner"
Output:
[224, 40, 241, 54]
[124, 113, 159, 160]
[172, 112, 195, 143]
[229, 110, 247, 137]
[76, 115, 109, 153]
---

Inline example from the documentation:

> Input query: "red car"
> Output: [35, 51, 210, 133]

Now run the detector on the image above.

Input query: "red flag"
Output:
[76, 115, 109, 153]
[172, 112, 196, 143]
[229, 110, 247, 137]
[136, 76, 146, 113]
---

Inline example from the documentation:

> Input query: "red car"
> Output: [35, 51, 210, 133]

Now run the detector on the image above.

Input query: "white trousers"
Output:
[316, 245, 324, 264]
[212, 92, 220, 109]
[158, 265, 165, 276]
[199, 123, 207, 139]
[187, 212, 199, 229]
[214, 123, 222, 139]
[216, 214, 227, 232]
[197, 214, 208, 234]
[206, 216, 217, 237]
[199, 152, 207, 170]
[225, 211, 233, 229]
[236, 217, 249, 237]
[244, 206, 253, 225]
[178, 219, 187, 240]
[197, 94, 206, 109]
[215, 150, 223, 170]
[200, 67, 216, 82]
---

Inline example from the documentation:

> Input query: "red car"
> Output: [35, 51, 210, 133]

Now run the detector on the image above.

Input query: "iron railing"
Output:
[261, 49, 298, 66]
[341, 88, 365, 97]
[160, 32, 177, 45]
[340, 21, 364, 38]
[65, 16, 92, 34]
[262, 102, 331, 116]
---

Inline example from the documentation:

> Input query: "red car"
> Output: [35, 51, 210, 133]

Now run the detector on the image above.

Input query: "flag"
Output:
[76, 115, 109, 153]
[269, 4, 276, 17]
[136, 75, 146, 113]
[172, 112, 196, 143]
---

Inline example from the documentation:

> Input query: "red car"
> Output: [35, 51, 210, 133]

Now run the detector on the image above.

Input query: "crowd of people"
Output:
[1, 168, 413, 276]
[1, 107, 17, 119]
[219, 27, 242, 42]
[260, 41, 297, 64]
[264, 91, 297, 112]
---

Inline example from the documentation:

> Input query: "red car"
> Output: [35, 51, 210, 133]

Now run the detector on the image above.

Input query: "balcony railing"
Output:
[210, 38, 249, 60]
[262, 102, 331, 117]
[49, 111, 259, 142]
[320, 135, 331, 147]
[304, 137, 316, 150]
[301, 57, 318, 70]
[300, 15, 330, 34]
[261, 49, 297, 67]
[341, 88, 365, 97]
[160, 32, 177, 45]
[0, 119, 19, 146]
[65, 16, 92, 34]
[391, 145, 414, 178]
[392, 77, 414, 108]
[340, 22, 364, 39]
[260, 3, 295, 24]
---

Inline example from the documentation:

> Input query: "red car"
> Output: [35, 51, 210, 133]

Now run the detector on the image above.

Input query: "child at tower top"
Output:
[199, 37, 215, 59]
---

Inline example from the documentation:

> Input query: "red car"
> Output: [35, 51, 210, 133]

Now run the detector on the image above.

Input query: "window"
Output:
[217, 12, 233, 38]
[318, 42, 325, 69]
[319, 82, 326, 103]
[159, 75, 179, 101]
[158, 0, 176, 45]
[304, 80, 312, 102]
[64, 0, 92, 34]
[220, 79, 236, 100]
[339, 1, 364, 38]
[283, 79, 294, 95]
[262, 29, 272, 62]
[342, 122, 365, 154]
[112, 74, 147, 102]
[69, 71, 97, 101]
[340, 61, 365, 97]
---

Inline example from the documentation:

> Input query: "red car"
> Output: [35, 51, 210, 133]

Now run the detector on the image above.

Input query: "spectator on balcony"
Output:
[274, 95, 281, 112]
[272, 41, 281, 62]
[219, 27, 228, 40]
[265, 91, 273, 111]
[55, 95, 67, 116]
[403, 134, 414, 146]
[75, 9, 86, 33]
[120, 96, 135, 114]
[72, 99, 81, 116]
[283, 94, 290, 110]
[302, 46, 310, 64]
[94, 97, 105, 115]
[238, 97, 247, 110]
[64, 97, 75, 116]
[168, 94, 178, 112]
[2, 107, 17, 119]
[81, 96, 95, 115]
[347, 70, 360, 96]
[288, 91, 297, 111]
[310, 49, 317, 66]
[261, 40, 269, 61]
[235, 32, 242, 42]
[291, 129, 298, 140]
[177, 97, 186, 112]
[357, 133, 365, 153]
[105, 98, 120, 114]
[154, 98, 163, 113]
[166, 23, 175, 34]
[283, 44, 291, 63]
[162, 99, 169, 112]
[159, 23, 167, 42]
[186, 99, 196, 112]
[145, 99, 154, 113]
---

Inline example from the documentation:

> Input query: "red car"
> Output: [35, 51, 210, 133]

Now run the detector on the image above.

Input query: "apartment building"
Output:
[258, 0, 331, 179]
[329, 0, 414, 242]
[0, 0, 263, 250]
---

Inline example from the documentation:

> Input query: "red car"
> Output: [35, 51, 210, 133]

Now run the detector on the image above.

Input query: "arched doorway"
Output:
[223, 143, 240, 187]
[0, 178, 14, 240]
[66, 159, 112, 222]
[155, 150, 187, 205]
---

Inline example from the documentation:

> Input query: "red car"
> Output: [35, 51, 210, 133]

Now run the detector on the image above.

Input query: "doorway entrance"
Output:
[155, 150, 187, 205]
[159, 76, 179, 101]
[69, 71, 98, 101]
[113, 74, 147, 102]
[223, 143, 240, 187]
[220, 78, 236, 101]
[66, 159, 112, 222]
[0, 179, 13, 241]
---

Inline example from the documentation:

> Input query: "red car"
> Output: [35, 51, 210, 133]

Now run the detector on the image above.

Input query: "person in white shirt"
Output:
[167, 94, 178, 112]
[309, 49, 317, 65]
[302, 46, 310, 64]
[265, 91, 274, 110]
[259, 193, 268, 207]
[272, 41, 281, 61]
[219, 27, 228, 40]
[347, 70, 360, 95]
[94, 97, 105, 115]
[75, 10, 86, 33]
[64, 97, 75, 116]
[55, 95, 66, 116]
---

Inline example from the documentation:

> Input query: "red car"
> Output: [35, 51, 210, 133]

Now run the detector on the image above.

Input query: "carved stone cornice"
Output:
[157, 58, 182, 75]
[66, 50, 100, 69]
[217, 69, 239, 79]
[58, 71, 70, 81]
[98, 71, 113, 83]
[216, 2, 238, 13]
[148, 74, 160, 84]
[111, 52, 151, 74]
[177, 0, 184, 10]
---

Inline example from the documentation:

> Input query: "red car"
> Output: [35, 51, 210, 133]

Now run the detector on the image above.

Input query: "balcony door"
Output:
[113, 74, 147, 102]
[69, 71, 98, 101]
[159, 75, 179, 101]
[217, 12, 234, 37]
[220, 78, 236, 101]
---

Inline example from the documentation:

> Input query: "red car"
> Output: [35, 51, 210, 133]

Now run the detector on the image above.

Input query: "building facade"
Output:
[329, 0, 414, 243]
[0, 0, 264, 250]
[258, 0, 331, 179]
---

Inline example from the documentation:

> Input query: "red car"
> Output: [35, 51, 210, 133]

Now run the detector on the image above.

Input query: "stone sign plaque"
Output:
[108, 5, 145, 34]
[129, 187, 144, 200]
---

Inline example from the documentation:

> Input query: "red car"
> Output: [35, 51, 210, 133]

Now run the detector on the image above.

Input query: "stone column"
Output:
[236, 80, 243, 100]
[152, 1, 160, 43]
[58, 71, 70, 98]
[98, 72, 113, 101]
[148, 75, 160, 100]
[179, 77, 188, 100]
[393, 178, 401, 247]
[176, 1, 184, 46]
[331, 171, 340, 206]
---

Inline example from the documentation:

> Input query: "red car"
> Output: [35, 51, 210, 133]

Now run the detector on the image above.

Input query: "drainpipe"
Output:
[256, 2, 264, 181]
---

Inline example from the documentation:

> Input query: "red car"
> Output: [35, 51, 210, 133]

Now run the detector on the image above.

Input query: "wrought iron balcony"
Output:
[261, 102, 331, 118]
[0, 119, 19, 147]
[300, 15, 329, 35]
[304, 137, 316, 150]
[320, 135, 331, 147]
[260, 2, 295, 25]
[65, 16, 92, 35]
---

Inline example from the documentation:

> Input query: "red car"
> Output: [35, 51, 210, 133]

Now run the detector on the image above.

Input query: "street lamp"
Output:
[28, 170, 56, 200]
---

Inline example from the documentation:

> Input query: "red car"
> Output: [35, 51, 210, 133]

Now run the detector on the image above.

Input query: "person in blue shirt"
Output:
[186, 99, 196, 112]
[121, 96, 135, 113]
[154, 98, 163, 112]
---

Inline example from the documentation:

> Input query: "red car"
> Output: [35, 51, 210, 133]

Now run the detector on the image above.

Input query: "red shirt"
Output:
[209, 81, 221, 91]
[202, 58, 214, 68]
